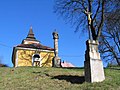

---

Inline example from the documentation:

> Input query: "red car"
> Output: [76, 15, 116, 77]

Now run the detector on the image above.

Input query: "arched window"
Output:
[33, 54, 40, 61]
[32, 54, 41, 66]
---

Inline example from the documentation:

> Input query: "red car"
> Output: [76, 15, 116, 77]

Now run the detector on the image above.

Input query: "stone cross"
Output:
[85, 10, 92, 40]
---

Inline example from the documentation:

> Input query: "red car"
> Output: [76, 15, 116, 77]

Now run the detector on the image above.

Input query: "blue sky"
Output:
[0, 0, 106, 67]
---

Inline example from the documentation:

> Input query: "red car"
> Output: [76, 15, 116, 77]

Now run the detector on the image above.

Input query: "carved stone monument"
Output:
[52, 31, 61, 67]
[84, 40, 105, 83]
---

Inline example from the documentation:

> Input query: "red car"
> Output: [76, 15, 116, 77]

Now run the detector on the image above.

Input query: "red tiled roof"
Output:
[16, 43, 54, 51]
[61, 62, 75, 67]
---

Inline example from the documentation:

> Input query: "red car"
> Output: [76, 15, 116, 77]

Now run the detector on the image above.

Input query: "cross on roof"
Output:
[26, 26, 36, 40]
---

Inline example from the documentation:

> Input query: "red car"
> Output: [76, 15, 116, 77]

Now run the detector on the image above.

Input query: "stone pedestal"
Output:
[52, 56, 61, 67]
[84, 40, 105, 83]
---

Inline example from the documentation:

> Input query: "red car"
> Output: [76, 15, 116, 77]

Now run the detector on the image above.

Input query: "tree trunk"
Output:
[90, 21, 97, 40]
[113, 52, 120, 66]
[116, 59, 120, 66]
[91, 29, 96, 40]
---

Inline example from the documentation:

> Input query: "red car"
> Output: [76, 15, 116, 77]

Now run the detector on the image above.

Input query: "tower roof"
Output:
[26, 26, 36, 40]
[22, 26, 40, 44]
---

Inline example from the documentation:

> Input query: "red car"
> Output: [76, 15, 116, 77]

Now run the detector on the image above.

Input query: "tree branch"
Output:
[96, 0, 105, 40]
[93, 1, 100, 21]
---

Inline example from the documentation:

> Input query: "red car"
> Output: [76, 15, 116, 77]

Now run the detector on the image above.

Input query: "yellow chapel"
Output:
[12, 27, 55, 67]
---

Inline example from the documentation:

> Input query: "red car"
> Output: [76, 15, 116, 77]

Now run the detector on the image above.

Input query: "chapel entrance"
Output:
[32, 54, 41, 67]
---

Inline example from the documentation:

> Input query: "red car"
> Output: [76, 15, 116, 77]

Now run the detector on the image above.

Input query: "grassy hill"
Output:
[0, 67, 120, 90]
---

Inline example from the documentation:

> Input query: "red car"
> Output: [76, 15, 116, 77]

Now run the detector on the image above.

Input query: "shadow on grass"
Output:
[52, 75, 85, 84]
[33, 71, 41, 74]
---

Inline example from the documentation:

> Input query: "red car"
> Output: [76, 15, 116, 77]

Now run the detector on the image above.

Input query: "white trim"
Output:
[15, 50, 18, 67]
[14, 47, 54, 53]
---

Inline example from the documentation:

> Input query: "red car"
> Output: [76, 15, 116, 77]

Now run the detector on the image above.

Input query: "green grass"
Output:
[0, 67, 120, 90]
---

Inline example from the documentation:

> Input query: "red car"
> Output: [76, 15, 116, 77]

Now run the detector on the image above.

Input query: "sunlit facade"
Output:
[12, 27, 54, 67]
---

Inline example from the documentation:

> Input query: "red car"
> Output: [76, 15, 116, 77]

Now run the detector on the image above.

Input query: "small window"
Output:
[33, 54, 40, 61]
[32, 54, 41, 66]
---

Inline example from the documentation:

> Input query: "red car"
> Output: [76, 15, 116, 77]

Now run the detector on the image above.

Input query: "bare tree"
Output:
[54, 0, 120, 65]
[99, 2, 120, 65]
[54, 0, 106, 40]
